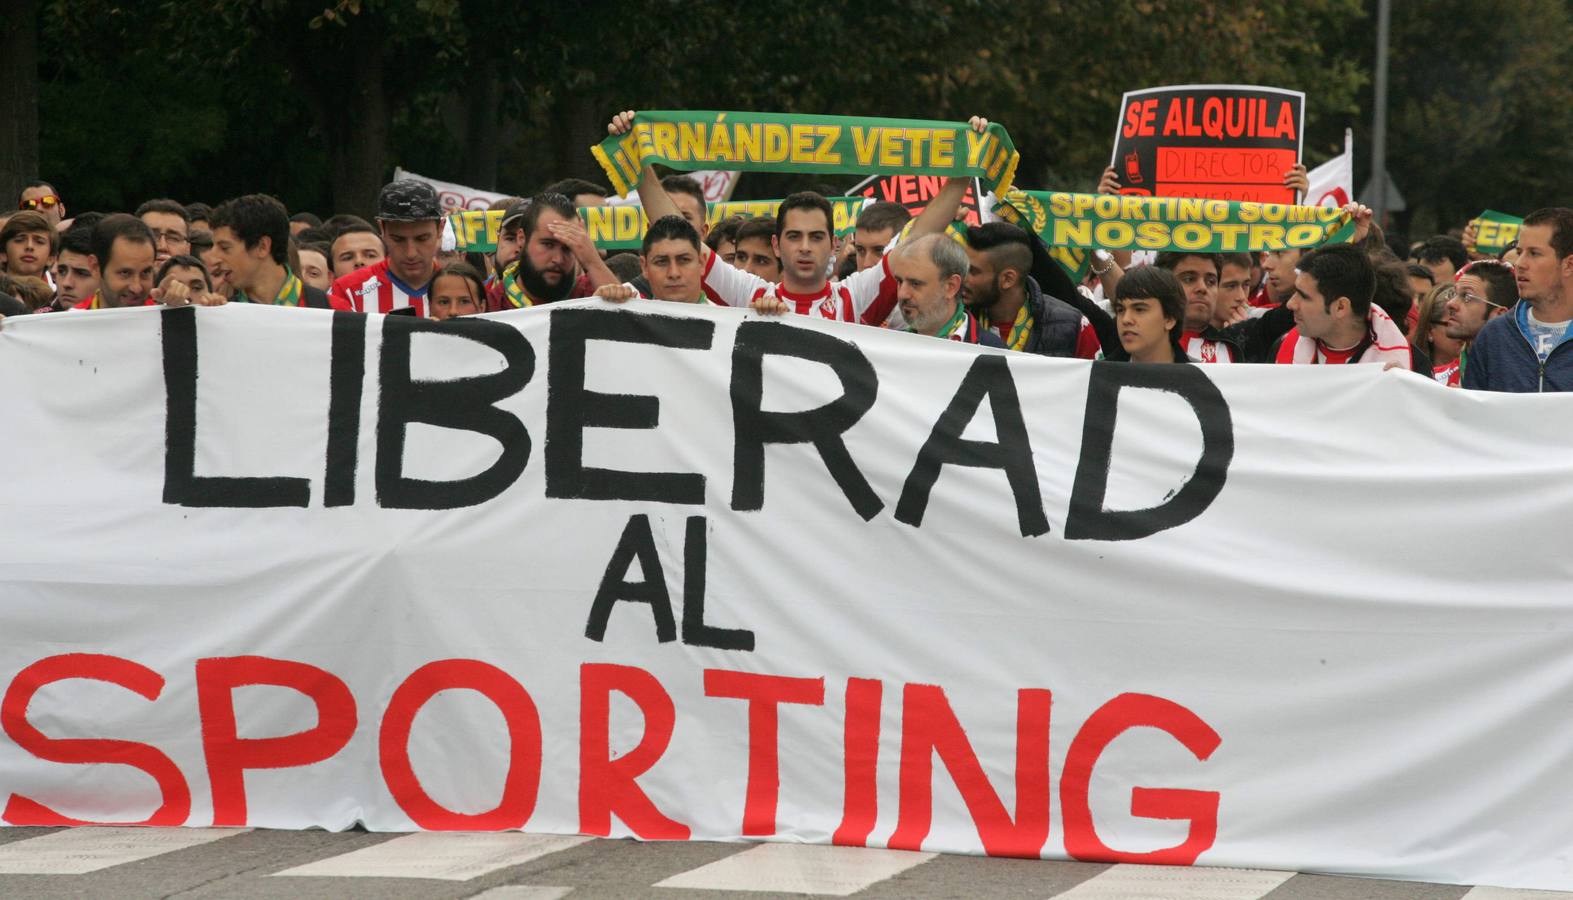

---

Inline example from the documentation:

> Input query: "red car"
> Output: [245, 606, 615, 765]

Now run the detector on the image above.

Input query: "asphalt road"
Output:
[0, 826, 1554, 899]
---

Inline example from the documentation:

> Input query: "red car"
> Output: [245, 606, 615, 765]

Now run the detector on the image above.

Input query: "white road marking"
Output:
[655, 842, 936, 896]
[1051, 863, 1295, 900]
[0, 826, 247, 875]
[1462, 887, 1573, 899]
[272, 832, 593, 881]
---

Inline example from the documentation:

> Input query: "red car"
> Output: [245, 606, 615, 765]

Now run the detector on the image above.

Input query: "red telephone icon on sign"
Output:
[1124, 152, 1143, 184]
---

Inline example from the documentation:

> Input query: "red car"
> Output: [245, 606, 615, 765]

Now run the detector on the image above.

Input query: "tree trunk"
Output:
[461, 72, 500, 191]
[326, 15, 390, 218]
[0, 0, 40, 207]
[550, 91, 609, 187]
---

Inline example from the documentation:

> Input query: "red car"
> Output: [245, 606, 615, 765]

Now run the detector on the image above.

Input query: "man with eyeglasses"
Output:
[1445, 258, 1517, 387]
[135, 199, 191, 267]
[1463, 207, 1573, 392]
[18, 181, 65, 228]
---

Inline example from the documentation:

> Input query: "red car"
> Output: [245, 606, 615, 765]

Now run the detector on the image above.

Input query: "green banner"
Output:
[996, 190, 1355, 254]
[449, 197, 868, 254]
[1468, 209, 1522, 255]
[590, 110, 1020, 200]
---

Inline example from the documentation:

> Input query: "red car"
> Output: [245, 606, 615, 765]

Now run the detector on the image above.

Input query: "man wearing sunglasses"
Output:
[1443, 259, 1517, 387]
[18, 181, 65, 228]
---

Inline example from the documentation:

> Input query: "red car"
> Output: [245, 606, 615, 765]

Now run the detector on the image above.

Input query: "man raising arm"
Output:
[605, 110, 986, 325]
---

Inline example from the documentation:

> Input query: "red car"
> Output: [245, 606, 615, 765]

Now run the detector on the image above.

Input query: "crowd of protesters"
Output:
[3, 109, 1567, 393]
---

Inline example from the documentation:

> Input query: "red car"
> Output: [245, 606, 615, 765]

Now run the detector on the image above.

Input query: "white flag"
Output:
[1305, 129, 1353, 208]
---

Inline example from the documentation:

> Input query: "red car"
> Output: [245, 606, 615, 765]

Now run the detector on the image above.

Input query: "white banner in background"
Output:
[1305, 129, 1354, 208]
[394, 166, 512, 212]
[2, 302, 1573, 891]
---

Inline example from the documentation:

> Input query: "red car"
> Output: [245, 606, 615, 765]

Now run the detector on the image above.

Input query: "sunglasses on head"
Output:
[19, 195, 60, 211]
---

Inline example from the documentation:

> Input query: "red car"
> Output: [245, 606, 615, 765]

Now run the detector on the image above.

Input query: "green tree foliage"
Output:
[1342, 0, 1573, 234]
[20, 0, 1552, 235]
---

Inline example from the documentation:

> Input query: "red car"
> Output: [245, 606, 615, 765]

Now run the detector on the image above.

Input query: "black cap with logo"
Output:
[376, 179, 443, 221]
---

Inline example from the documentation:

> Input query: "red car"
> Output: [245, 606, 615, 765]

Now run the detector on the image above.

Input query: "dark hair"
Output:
[185, 201, 213, 223]
[520, 192, 576, 240]
[855, 201, 912, 235]
[294, 225, 330, 246]
[0, 210, 59, 255]
[1405, 263, 1435, 284]
[706, 215, 745, 250]
[1218, 252, 1252, 272]
[69, 211, 106, 232]
[1154, 251, 1223, 275]
[1370, 261, 1414, 328]
[328, 218, 381, 257]
[188, 228, 214, 254]
[775, 191, 833, 237]
[289, 211, 322, 227]
[135, 198, 190, 222]
[1521, 207, 1573, 260]
[1458, 259, 1519, 308]
[735, 216, 777, 247]
[321, 214, 375, 242]
[433, 260, 486, 305]
[660, 175, 706, 211]
[21, 179, 57, 195]
[59, 224, 94, 258]
[91, 214, 156, 270]
[544, 178, 609, 202]
[604, 252, 643, 281]
[642, 214, 702, 255]
[297, 240, 331, 262]
[210, 194, 290, 265]
[1298, 243, 1375, 317]
[1411, 235, 1468, 272]
[1383, 232, 1410, 261]
[155, 254, 212, 290]
[1114, 265, 1186, 355]
[965, 221, 1034, 276]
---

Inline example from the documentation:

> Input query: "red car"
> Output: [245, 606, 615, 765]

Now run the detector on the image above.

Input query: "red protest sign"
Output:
[848, 174, 983, 225]
[1111, 85, 1304, 204]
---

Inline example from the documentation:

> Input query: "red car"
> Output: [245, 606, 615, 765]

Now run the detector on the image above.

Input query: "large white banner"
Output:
[2, 303, 1572, 891]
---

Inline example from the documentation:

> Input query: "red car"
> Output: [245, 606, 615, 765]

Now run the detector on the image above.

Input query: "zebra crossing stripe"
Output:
[0, 827, 247, 875]
[1461, 886, 1573, 899]
[272, 832, 593, 881]
[1050, 863, 1295, 900]
[655, 842, 936, 896]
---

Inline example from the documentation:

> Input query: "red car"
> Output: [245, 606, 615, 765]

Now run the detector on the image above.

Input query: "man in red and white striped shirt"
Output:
[329, 179, 444, 316]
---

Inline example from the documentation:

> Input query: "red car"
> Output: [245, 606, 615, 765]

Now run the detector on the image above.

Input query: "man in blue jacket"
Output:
[1464, 207, 1573, 392]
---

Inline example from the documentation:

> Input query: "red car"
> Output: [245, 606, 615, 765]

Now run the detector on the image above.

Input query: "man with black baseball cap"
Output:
[329, 178, 444, 316]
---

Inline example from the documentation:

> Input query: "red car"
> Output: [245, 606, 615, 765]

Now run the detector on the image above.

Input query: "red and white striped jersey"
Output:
[699, 252, 903, 327]
[328, 260, 435, 317]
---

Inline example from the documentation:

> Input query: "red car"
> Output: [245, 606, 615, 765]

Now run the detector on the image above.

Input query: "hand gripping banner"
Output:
[590, 111, 1020, 200]
[996, 190, 1355, 252]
